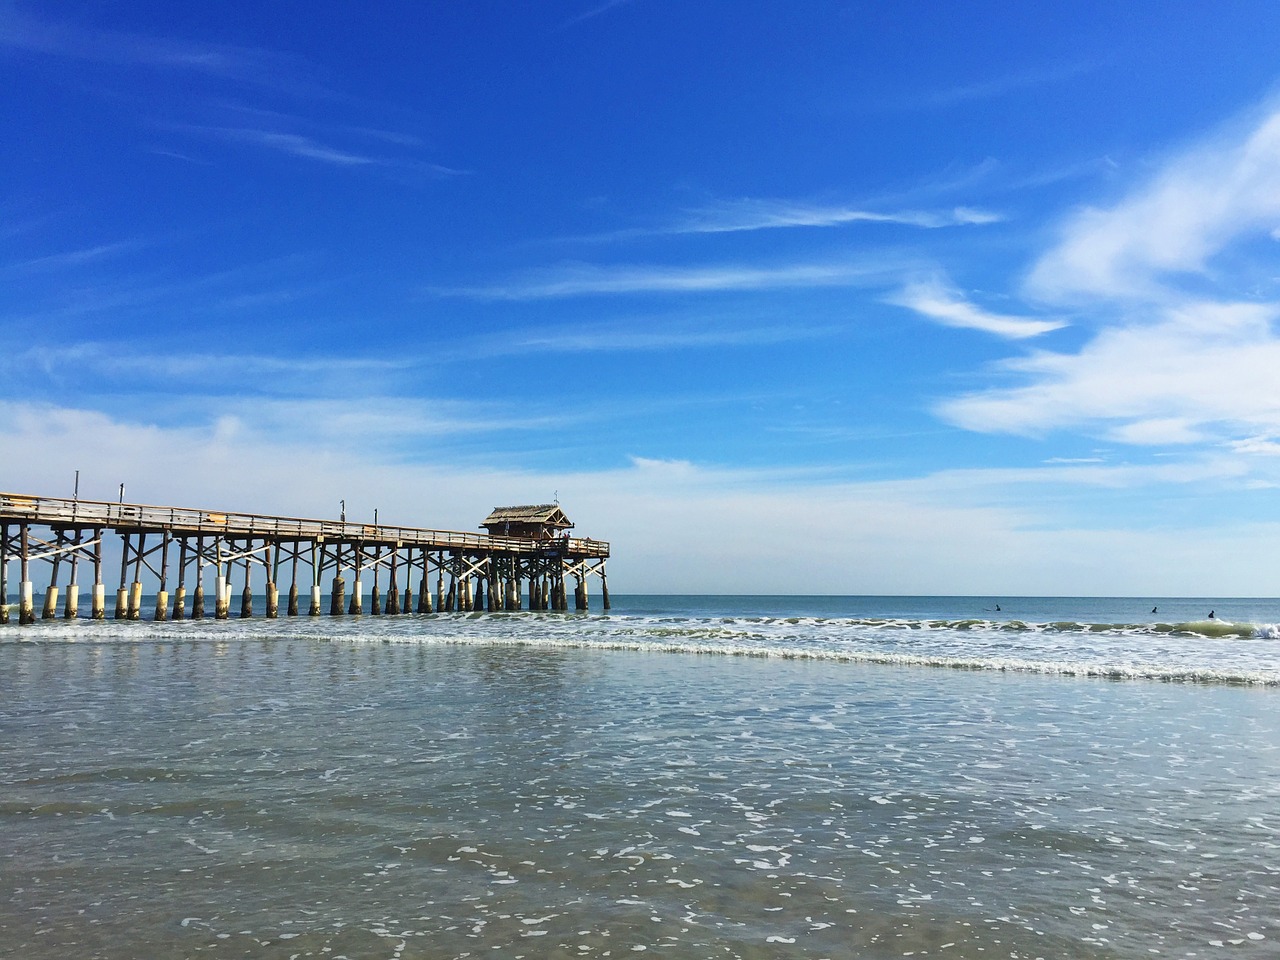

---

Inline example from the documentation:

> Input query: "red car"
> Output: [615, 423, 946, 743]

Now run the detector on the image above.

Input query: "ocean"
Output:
[2, 596, 1278, 958]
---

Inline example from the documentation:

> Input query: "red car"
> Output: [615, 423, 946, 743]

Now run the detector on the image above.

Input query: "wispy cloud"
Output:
[668, 199, 1003, 235]
[2, 240, 145, 275]
[889, 277, 1066, 339]
[2, 4, 457, 177]
[437, 256, 906, 300]
[0, 1, 311, 90]
[452, 318, 837, 358]
[901, 60, 1096, 109]
[174, 124, 464, 176]
[556, 0, 638, 31]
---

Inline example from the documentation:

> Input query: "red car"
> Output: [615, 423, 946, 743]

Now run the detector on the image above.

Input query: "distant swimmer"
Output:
[1209, 610, 1215, 619]
[1152, 606, 1157, 614]
[995, 604, 1001, 612]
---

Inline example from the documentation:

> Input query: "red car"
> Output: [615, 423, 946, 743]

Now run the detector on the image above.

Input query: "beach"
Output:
[2, 597, 1278, 958]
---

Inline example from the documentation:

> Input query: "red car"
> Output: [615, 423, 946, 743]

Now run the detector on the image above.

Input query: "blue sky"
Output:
[5, 1, 1280, 594]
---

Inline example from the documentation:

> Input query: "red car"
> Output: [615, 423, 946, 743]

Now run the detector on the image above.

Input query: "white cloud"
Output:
[2, 400, 1273, 596]
[440, 256, 904, 300]
[936, 103, 1280, 452]
[670, 199, 1004, 235]
[890, 277, 1066, 339]
[1028, 107, 1280, 300]
[1230, 436, 1280, 456]
[941, 298, 1280, 442]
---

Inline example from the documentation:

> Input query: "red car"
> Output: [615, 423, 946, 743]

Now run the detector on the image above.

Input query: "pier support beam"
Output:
[153, 532, 170, 622]
[63, 581, 78, 619]
[172, 539, 187, 621]
[308, 543, 321, 616]
[43, 532, 62, 619]
[267, 543, 279, 619]
[191, 538, 205, 619]
[128, 580, 143, 621]
[418, 551, 433, 613]
[19, 524, 34, 624]
[288, 545, 300, 617]
[240, 557, 254, 618]
[215, 571, 230, 620]
[128, 533, 145, 621]
[0, 523, 8, 625]
[330, 575, 345, 616]
[20, 580, 34, 625]
[387, 548, 400, 614]
[91, 530, 105, 620]
[114, 533, 128, 619]
[42, 584, 59, 620]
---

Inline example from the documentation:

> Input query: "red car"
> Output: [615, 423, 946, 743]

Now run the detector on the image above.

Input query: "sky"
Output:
[5, 1, 1280, 595]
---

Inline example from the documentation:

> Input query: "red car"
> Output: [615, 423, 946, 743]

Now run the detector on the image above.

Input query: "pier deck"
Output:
[0, 492, 609, 624]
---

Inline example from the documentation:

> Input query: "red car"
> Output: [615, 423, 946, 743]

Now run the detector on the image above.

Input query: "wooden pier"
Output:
[0, 493, 609, 625]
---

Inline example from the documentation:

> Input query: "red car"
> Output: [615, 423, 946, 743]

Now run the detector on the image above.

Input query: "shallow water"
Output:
[3, 599, 1279, 957]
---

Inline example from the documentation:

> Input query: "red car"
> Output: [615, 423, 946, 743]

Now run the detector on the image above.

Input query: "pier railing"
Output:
[0, 492, 608, 558]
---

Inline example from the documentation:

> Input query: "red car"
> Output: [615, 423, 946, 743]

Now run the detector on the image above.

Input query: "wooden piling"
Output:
[330, 575, 345, 616]
[191, 537, 205, 619]
[115, 532, 129, 619]
[19, 524, 35, 625]
[266, 542, 279, 619]
[387, 548, 400, 614]
[0, 524, 9, 626]
[601, 573, 611, 610]
[172, 538, 187, 620]
[42, 531, 62, 619]
[64, 530, 80, 619]
[308, 542, 321, 616]
[192, 557, 206, 619]
[418, 550, 433, 613]
[154, 531, 170, 622]
[288, 545, 300, 616]
[91, 529, 105, 620]
[240, 555, 254, 618]
[128, 532, 145, 621]
[349, 545, 363, 615]
[215, 564, 230, 620]
[0, 522, 9, 625]
[20, 580, 35, 625]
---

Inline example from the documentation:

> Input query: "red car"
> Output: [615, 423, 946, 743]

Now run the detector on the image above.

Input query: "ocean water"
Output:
[2, 596, 1279, 958]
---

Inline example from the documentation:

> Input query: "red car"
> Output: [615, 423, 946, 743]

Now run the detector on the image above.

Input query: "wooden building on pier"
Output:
[481, 504, 573, 541]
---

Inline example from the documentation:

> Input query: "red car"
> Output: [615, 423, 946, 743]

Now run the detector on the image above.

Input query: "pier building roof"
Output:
[481, 504, 573, 539]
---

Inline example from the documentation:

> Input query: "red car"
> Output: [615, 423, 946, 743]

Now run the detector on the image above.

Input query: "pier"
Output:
[0, 493, 609, 625]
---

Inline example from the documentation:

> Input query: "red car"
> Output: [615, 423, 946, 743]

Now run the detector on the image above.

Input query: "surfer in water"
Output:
[1208, 610, 1215, 619]
[1152, 606, 1157, 614]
